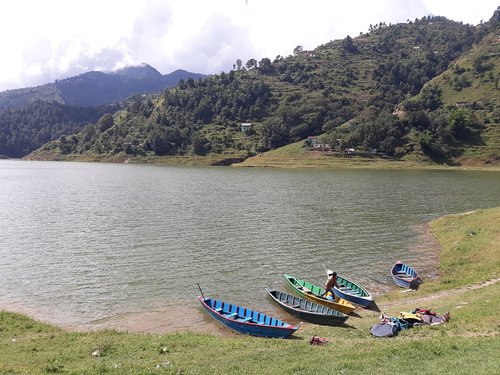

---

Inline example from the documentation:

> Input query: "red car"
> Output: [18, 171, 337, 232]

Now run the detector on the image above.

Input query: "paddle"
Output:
[197, 283, 206, 300]
[324, 264, 334, 278]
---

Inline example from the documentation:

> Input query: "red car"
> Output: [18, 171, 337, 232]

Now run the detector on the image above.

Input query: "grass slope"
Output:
[1, 208, 499, 374]
[421, 31, 500, 164]
[236, 140, 500, 170]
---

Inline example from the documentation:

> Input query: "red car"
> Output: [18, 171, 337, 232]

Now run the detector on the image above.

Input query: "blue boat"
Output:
[325, 268, 373, 308]
[333, 275, 374, 308]
[391, 261, 421, 289]
[198, 296, 299, 338]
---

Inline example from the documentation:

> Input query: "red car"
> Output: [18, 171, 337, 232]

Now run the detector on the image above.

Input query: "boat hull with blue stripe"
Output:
[333, 275, 374, 308]
[198, 296, 298, 338]
[391, 261, 420, 289]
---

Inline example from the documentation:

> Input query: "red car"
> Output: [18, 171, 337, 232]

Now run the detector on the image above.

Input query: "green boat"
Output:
[284, 274, 356, 315]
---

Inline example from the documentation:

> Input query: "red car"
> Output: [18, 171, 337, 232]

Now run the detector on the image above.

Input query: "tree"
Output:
[97, 113, 114, 132]
[293, 45, 303, 56]
[472, 54, 493, 73]
[421, 84, 442, 110]
[419, 130, 435, 155]
[342, 35, 358, 53]
[191, 132, 211, 155]
[258, 58, 273, 74]
[246, 59, 257, 69]
[448, 108, 470, 138]
[408, 110, 431, 130]
[235, 59, 242, 70]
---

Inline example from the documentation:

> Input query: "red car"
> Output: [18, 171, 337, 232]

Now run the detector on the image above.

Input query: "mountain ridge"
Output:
[0, 64, 207, 110]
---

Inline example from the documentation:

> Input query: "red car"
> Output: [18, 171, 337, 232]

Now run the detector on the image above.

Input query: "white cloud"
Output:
[0, 0, 497, 91]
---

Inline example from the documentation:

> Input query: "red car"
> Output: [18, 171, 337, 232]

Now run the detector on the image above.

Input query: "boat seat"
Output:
[239, 317, 252, 322]
[292, 304, 301, 309]
[215, 307, 223, 312]
[226, 312, 238, 319]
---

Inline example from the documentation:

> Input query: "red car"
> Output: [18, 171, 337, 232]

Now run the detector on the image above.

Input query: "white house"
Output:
[241, 123, 252, 133]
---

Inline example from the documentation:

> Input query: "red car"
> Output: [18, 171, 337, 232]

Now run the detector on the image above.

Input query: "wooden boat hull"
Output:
[283, 274, 356, 314]
[391, 261, 419, 289]
[266, 288, 349, 326]
[333, 275, 373, 308]
[198, 296, 298, 338]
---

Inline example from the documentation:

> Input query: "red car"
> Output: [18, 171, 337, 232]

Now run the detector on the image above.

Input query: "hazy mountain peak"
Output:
[112, 63, 162, 79]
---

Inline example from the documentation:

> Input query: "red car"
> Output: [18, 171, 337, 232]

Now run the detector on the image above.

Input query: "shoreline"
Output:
[1, 207, 499, 374]
[0, 224, 443, 336]
[19, 150, 500, 172]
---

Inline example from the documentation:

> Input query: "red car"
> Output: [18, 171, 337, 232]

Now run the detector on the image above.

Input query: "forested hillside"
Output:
[28, 9, 500, 164]
[0, 101, 120, 158]
[323, 11, 499, 164]
[0, 66, 206, 157]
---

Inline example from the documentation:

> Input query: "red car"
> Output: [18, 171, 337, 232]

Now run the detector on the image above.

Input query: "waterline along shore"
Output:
[24, 148, 500, 171]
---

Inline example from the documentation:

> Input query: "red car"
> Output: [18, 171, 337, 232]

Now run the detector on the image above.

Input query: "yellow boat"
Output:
[284, 274, 356, 315]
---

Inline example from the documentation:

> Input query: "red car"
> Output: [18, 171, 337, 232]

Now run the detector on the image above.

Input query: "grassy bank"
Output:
[1, 208, 499, 374]
[234, 142, 500, 171]
[24, 150, 247, 167]
[25, 141, 500, 171]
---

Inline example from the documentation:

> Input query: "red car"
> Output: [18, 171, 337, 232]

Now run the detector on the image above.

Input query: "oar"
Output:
[324, 264, 334, 276]
[197, 283, 206, 300]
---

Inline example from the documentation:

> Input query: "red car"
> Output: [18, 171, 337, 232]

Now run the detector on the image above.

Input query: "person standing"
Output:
[322, 271, 338, 300]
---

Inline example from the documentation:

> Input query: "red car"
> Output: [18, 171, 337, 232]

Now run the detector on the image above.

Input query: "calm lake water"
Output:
[0, 160, 499, 333]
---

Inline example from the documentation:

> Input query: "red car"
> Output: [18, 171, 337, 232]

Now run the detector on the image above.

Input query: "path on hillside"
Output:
[379, 277, 500, 310]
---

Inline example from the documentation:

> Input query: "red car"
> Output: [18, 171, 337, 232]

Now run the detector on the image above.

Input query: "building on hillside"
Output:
[307, 136, 319, 145]
[313, 143, 331, 151]
[241, 123, 252, 133]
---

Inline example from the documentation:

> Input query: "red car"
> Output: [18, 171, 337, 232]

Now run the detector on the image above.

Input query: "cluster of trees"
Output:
[323, 86, 483, 163]
[32, 11, 499, 161]
[43, 74, 274, 156]
[0, 101, 117, 157]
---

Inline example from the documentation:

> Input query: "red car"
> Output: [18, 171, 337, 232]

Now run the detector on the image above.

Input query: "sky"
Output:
[0, 0, 497, 92]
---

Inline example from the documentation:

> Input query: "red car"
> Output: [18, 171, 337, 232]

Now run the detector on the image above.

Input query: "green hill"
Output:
[314, 16, 499, 167]
[0, 66, 207, 157]
[0, 101, 120, 158]
[423, 30, 500, 164]
[27, 10, 500, 166]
